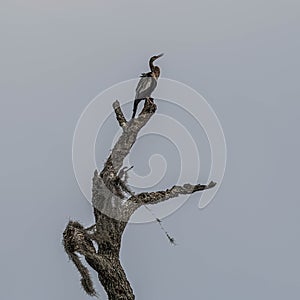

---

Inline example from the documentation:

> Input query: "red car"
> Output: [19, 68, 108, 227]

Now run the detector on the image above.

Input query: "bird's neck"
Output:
[152, 73, 158, 80]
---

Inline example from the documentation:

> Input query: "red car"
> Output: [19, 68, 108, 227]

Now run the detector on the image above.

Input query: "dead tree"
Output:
[63, 98, 216, 299]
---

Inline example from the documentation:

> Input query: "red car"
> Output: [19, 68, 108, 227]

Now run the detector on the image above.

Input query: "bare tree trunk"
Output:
[63, 99, 216, 299]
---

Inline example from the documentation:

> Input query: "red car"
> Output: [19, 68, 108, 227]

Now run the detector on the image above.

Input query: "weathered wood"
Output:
[63, 99, 216, 299]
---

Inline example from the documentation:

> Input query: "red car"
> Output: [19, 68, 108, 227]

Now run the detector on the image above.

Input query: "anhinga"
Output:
[131, 53, 164, 118]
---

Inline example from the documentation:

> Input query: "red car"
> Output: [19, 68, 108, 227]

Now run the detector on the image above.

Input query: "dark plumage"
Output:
[132, 54, 163, 118]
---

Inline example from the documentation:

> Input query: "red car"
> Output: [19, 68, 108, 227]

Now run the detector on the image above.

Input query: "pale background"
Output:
[1, 1, 300, 299]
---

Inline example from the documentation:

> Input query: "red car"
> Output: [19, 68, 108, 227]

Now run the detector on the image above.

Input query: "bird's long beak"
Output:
[152, 53, 164, 61]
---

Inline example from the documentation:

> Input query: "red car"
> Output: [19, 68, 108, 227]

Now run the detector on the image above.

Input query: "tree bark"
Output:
[63, 98, 216, 299]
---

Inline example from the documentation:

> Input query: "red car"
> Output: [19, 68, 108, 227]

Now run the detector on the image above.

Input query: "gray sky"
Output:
[1, 0, 300, 299]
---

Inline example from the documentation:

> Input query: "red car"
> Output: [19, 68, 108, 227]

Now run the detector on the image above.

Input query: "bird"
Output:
[131, 53, 164, 118]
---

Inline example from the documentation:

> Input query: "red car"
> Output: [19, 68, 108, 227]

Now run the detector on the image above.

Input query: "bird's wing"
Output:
[149, 77, 157, 93]
[135, 77, 152, 98]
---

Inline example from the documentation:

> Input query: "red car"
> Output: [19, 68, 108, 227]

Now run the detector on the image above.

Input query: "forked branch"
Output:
[63, 98, 217, 300]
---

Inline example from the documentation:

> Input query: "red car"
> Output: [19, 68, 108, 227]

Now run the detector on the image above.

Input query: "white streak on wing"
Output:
[135, 77, 157, 99]
[136, 77, 151, 93]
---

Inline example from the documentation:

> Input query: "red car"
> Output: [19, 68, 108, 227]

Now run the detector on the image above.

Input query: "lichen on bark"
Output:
[63, 99, 216, 299]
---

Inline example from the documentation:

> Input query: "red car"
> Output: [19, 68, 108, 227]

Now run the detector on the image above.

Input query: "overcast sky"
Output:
[1, 1, 300, 299]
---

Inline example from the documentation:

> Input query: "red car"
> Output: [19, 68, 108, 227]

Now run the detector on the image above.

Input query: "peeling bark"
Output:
[63, 99, 216, 299]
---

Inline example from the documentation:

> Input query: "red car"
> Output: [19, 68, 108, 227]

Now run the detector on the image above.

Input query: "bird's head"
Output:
[150, 53, 163, 79]
[152, 53, 164, 61]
